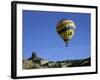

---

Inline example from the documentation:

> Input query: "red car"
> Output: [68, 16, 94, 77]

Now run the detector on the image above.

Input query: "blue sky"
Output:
[23, 10, 91, 61]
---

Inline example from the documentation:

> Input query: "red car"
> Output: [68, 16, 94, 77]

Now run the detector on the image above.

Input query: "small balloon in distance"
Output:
[56, 19, 76, 47]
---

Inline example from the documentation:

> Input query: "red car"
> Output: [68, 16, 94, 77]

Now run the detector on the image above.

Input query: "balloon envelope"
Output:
[56, 19, 76, 46]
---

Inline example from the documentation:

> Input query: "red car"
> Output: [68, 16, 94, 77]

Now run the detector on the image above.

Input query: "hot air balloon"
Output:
[56, 19, 76, 47]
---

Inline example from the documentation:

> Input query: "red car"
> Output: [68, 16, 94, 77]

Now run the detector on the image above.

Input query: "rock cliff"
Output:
[23, 52, 91, 69]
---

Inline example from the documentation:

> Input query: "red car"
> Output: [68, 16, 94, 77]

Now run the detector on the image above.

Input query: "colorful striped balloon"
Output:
[56, 19, 76, 47]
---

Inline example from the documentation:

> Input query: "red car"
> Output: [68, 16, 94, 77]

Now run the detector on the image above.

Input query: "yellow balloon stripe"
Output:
[66, 29, 75, 39]
[59, 29, 74, 40]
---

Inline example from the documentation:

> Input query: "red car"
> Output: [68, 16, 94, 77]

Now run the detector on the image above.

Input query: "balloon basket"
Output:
[66, 44, 68, 47]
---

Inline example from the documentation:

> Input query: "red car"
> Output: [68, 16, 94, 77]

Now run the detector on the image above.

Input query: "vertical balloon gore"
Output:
[56, 19, 76, 47]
